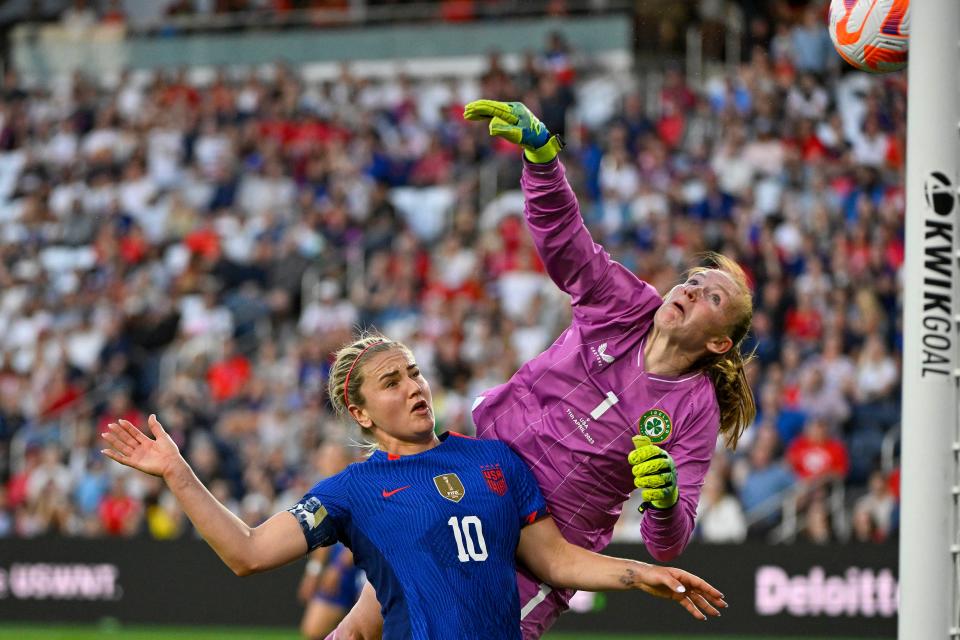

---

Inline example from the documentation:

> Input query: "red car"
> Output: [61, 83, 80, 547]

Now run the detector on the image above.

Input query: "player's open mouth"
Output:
[673, 301, 684, 315]
[411, 400, 429, 414]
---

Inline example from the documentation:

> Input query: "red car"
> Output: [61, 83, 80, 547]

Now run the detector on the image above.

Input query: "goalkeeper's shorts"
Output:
[517, 565, 574, 640]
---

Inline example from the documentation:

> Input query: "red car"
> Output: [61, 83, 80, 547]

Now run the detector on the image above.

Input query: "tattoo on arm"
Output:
[619, 567, 637, 587]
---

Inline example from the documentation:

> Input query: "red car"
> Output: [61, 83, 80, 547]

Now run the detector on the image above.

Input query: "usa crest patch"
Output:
[481, 464, 508, 496]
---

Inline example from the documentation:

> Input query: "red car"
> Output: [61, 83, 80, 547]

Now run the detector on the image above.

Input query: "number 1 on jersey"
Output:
[590, 391, 619, 420]
[448, 516, 488, 562]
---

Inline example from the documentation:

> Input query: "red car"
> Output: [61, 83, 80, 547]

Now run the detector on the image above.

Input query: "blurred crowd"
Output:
[0, 0, 902, 548]
[13, 0, 608, 31]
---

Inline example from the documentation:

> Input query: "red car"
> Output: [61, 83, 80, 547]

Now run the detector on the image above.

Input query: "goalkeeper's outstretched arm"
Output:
[464, 98, 663, 325]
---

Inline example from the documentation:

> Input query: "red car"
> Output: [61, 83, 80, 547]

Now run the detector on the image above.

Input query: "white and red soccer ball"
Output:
[828, 0, 909, 73]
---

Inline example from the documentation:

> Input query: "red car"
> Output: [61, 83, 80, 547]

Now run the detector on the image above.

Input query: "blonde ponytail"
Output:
[704, 348, 756, 449]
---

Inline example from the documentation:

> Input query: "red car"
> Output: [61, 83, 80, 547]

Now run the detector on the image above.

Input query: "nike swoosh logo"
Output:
[382, 486, 411, 498]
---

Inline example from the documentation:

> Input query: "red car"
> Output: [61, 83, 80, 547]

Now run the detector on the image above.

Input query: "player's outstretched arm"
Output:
[465, 99, 658, 322]
[101, 415, 306, 576]
[516, 517, 726, 621]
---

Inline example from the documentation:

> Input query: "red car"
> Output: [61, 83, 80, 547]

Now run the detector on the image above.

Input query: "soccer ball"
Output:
[827, 0, 910, 73]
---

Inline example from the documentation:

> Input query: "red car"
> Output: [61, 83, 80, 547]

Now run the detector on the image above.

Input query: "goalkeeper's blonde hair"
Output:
[685, 252, 756, 450]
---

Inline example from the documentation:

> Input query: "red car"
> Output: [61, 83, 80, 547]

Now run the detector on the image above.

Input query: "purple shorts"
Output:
[517, 566, 574, 639]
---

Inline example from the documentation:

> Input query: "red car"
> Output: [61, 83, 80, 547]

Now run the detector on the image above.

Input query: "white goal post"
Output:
[899, 1, 960, 638]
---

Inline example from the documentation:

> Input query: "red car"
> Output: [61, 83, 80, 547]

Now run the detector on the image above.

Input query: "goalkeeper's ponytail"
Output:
[704, 346, 756, 450]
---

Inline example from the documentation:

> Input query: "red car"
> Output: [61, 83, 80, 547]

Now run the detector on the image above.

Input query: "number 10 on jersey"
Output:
[448, 516, 488, 562]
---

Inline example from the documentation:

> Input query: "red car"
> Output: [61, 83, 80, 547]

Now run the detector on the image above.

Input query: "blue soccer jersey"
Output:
[287, 432, 549, 640]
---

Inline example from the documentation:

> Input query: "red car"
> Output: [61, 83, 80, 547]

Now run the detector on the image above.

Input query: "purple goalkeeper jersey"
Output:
[473, 159, 720, 562]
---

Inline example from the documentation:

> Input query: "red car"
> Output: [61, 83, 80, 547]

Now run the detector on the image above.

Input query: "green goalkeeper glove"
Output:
[628, 435, 679, 512]
[463, 99, 564, 163]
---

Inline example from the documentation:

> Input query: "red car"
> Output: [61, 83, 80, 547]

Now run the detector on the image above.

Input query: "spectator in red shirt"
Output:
[784, 290, 823, 347]
[441, 0, 475, 24]
[207, 340, 253, 403]
[96, 388, 146, 437]
[786, 417, 850, 482]
[159, 68, 201, 111]
[790, 118, 828, 163]
[660, 66, 696, 114]
[887, 467, 900, 501]
[184, 223, 221, 261]
[119, 224, 149, 265]
[101, 0, 126, 24]
[657, 99, 686, 150]
[38, 369, 83, 420]
[6, 446, 41, 510]
[98, 476, 142, 536]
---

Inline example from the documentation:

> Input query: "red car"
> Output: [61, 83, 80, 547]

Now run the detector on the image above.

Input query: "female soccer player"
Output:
[463, 99, 756, 636]
[101, 336, 726, 640]
[329, 100, 756, 639]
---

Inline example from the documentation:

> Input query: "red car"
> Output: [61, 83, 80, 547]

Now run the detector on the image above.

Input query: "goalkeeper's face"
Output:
[352, 348, 436, 445]
[654, 268, 739, 358]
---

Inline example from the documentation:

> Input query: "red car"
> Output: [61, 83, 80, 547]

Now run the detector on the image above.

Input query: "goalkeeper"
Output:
[330, 100, 755, 639]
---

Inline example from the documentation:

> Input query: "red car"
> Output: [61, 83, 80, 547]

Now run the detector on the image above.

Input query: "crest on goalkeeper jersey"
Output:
[433, 473, 466, 503]
[638, 409, 673, 444]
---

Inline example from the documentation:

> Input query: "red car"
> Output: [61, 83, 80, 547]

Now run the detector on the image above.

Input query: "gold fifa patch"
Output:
[638, 409, 672, 443]
[433, 473, 466, 503]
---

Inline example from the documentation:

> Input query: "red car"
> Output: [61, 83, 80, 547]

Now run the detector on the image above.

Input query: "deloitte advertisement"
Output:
[554, 542, 897, 637]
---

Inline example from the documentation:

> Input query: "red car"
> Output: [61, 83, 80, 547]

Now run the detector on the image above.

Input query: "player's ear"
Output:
[706, 334, 733, 355]
[349, 404, 373, 429]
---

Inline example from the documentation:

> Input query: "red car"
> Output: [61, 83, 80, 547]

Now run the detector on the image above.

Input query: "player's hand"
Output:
[298, 572, 319, 603]
[628, 435, 679, 511]
[318, 565, 341, 596]
[635, 565, 727, 621]
[463, 99, 563, 163]
[101, 415, 184, 479]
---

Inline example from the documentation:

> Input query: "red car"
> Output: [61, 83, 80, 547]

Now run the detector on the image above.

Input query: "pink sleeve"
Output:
[639, 402, 718, 561]
[521, 159, 661, 328]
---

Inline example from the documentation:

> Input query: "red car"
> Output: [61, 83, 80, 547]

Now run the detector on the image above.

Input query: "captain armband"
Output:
[288, 496, 339, 551]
